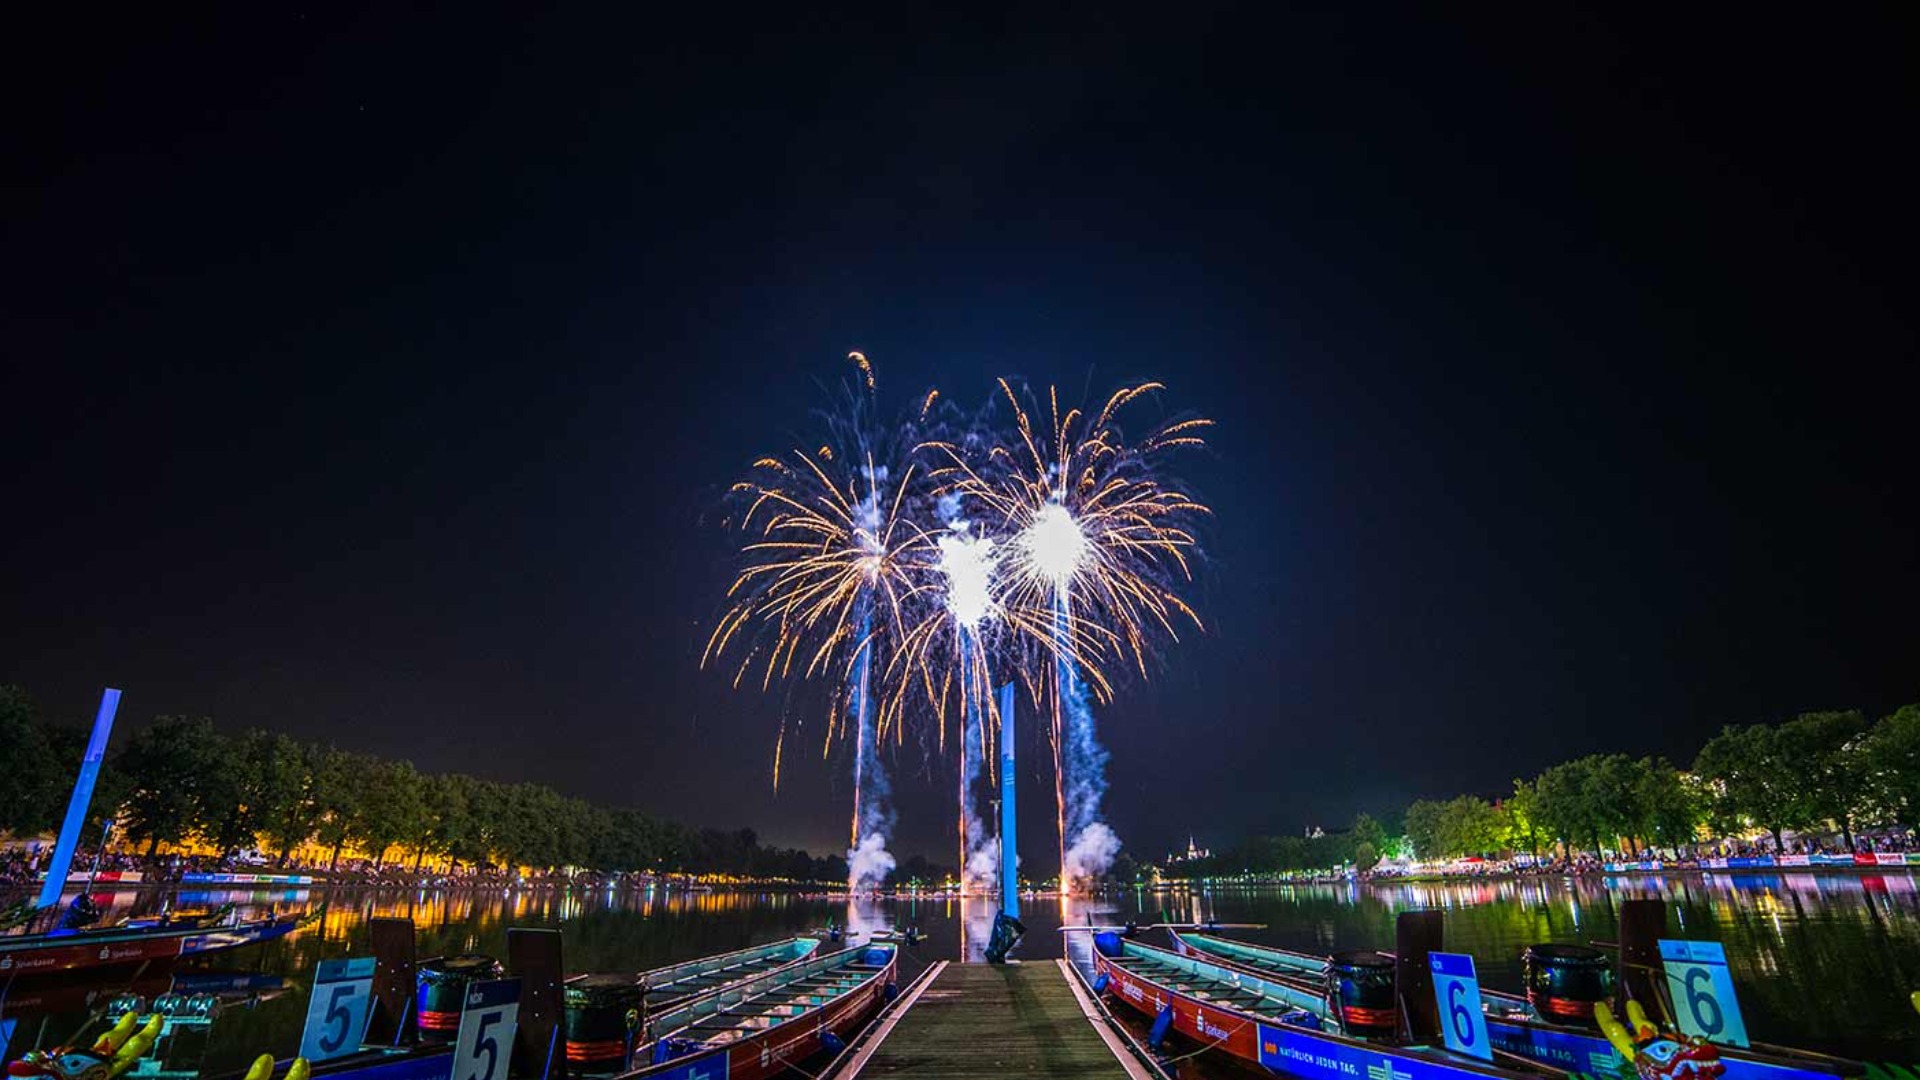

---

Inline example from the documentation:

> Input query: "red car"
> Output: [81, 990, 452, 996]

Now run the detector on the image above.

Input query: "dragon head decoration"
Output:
[1595, 1000, 1726, 1080]
[6, 1012, 161, 1080]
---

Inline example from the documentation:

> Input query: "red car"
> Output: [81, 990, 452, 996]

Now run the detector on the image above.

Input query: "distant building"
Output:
[1168, 835, 1212, 862]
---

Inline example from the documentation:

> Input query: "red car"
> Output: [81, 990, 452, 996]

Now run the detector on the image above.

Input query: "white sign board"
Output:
[299, 956, 376, 1062]
[1658, 939, 1749, 1048]
[450, 978, 521, 1080]
[1429, 951, 1491, 1062]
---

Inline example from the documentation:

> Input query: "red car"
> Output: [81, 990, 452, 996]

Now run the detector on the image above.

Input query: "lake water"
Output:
[9, 871, 1920, 1074]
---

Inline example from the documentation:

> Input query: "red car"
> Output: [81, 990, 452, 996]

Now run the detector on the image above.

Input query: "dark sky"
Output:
[4, 7, 1915, 866]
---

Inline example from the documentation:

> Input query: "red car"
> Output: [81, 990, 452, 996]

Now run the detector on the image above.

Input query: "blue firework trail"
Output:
[709, 362, 1210, 890]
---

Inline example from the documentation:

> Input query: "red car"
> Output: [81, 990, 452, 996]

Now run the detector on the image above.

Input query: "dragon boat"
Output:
[1165, 901, 1868, 1080]
[0, 906, 316, 980]
[557, 937, 822, 1071]
[1092, 931, 1555, 1079]
[613, 942, 896, 1080]
[51, 922, 872, 1080]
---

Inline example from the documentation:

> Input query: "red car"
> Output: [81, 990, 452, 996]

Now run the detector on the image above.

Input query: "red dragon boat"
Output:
[1165, 918, 1869, 1080]
[1092, 932, 1553, 1080]
[615, 942, 897, 1080]
[0, 907, 314, 979]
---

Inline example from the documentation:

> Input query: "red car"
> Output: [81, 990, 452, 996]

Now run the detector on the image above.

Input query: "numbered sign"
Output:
[451, 979, 521, 1080]
[1429, 951, 1491, 1062]
[1658, 939, 1749, 1048]
[300, 957, 376, 1062]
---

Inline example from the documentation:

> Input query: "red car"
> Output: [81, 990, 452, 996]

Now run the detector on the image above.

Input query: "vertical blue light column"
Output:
[38, 688, 121, 908]
[998, 681, 1018, 918]
[850, 603, 873, 847]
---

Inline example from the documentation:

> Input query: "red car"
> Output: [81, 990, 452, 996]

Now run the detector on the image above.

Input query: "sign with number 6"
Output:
[300, 957, 376, 1063]
[1658, 939, 1749, 1048]
[451, 979, 522, 1080]
[1428, 951, 1491, 1062]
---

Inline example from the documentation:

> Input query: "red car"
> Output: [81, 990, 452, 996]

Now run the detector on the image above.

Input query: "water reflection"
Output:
[10, 872, 1917, 1071]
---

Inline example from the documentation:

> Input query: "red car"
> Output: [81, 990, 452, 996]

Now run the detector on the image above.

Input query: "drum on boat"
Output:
[1521, 943, 1613, 1026]
[416, 954, 503, 1042]
[564, 974, 643, 1072]
[1327, 950, 1397, 1036]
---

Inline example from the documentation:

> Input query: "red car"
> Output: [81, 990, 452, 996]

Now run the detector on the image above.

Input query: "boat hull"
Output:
[1094, 945, 1523, 1080]
[637, 951, 896, 1080]
[0, 913, 306, 978]
[0, 933, 185, 977]
[181, 914, 304, 956]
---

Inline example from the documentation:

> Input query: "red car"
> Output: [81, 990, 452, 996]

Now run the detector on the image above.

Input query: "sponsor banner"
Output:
[1602, 861, 1663, 873]
[321, 1052, 454, 1080]
[646, 1055, 728, 1080]
[0, 935, 185, 975]
[180, 872, 316, 885]
[1725, 857, 1775, 869]
[41, 870, 144, 884]
[1259, 1023, 1492, 1080]
[1809, 854, 1855, 867]
[1877, 853, 1909, 867]
[1778, 855, 1810, 867]
[1704, 858, 1728, 869]
[1486, 1019, 1622, 1075]
[1853, 853, 1877, 866]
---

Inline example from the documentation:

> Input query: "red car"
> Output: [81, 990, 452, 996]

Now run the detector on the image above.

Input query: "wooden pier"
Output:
[840, 960, 1158, 1079]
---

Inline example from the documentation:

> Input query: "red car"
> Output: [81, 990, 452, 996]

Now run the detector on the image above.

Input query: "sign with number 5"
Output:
[1428, 951, 1490, 1062]
[452, 979, 522, 1080]
[1658, 939, 1749, 1048]
[300, 957, 376, 1062]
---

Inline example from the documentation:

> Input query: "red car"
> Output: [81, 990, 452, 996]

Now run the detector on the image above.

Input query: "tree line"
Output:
[1, 687, 850, 883]
[1166, 701, 1920, 876]
[1402, 703, 1920, 862]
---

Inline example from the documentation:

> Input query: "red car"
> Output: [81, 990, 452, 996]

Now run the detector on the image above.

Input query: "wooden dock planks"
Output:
[845, 960, 1143, 1078]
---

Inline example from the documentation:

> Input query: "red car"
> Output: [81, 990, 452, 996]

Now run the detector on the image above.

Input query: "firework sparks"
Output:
[702, 356, 922, 891]
[707, 363, 1210, 893]
[923, 379, 1212, 890]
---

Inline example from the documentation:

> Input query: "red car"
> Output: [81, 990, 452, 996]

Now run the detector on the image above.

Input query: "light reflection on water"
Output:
[15, 872, 1919, 1072]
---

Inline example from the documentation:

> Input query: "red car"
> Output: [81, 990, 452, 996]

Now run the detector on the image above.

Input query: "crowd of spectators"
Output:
[2, 842, 736, 898]
[1356, 829, 1916, 882]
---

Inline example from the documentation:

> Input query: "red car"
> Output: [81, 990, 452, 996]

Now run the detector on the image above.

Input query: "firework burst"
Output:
[705, 360, 1211, 893]
[702, 355, 928, 890]
[921, 379, 1212, 888]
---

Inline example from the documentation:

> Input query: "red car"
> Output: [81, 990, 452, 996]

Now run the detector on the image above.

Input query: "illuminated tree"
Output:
[248, 732, 322, 865]
[1695, 724, 1800, 849]
[0, 686, 66, 838]
[1776, 710, 1869, 847]
[118, 716, 227, 856]
[1861, 704, 1920, 829]
[1504, 779, 1544, 858]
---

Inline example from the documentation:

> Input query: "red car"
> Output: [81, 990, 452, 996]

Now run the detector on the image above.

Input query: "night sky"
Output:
[5, 7, 1915, 866]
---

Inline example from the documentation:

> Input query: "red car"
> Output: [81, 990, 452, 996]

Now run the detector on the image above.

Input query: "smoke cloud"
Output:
[965, 835, 999, 897]
[847, 830, 895, 893]
[959, 690, 993, 894]
[847, 591, 893, 893]
[1060, 653, 1122, 886]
